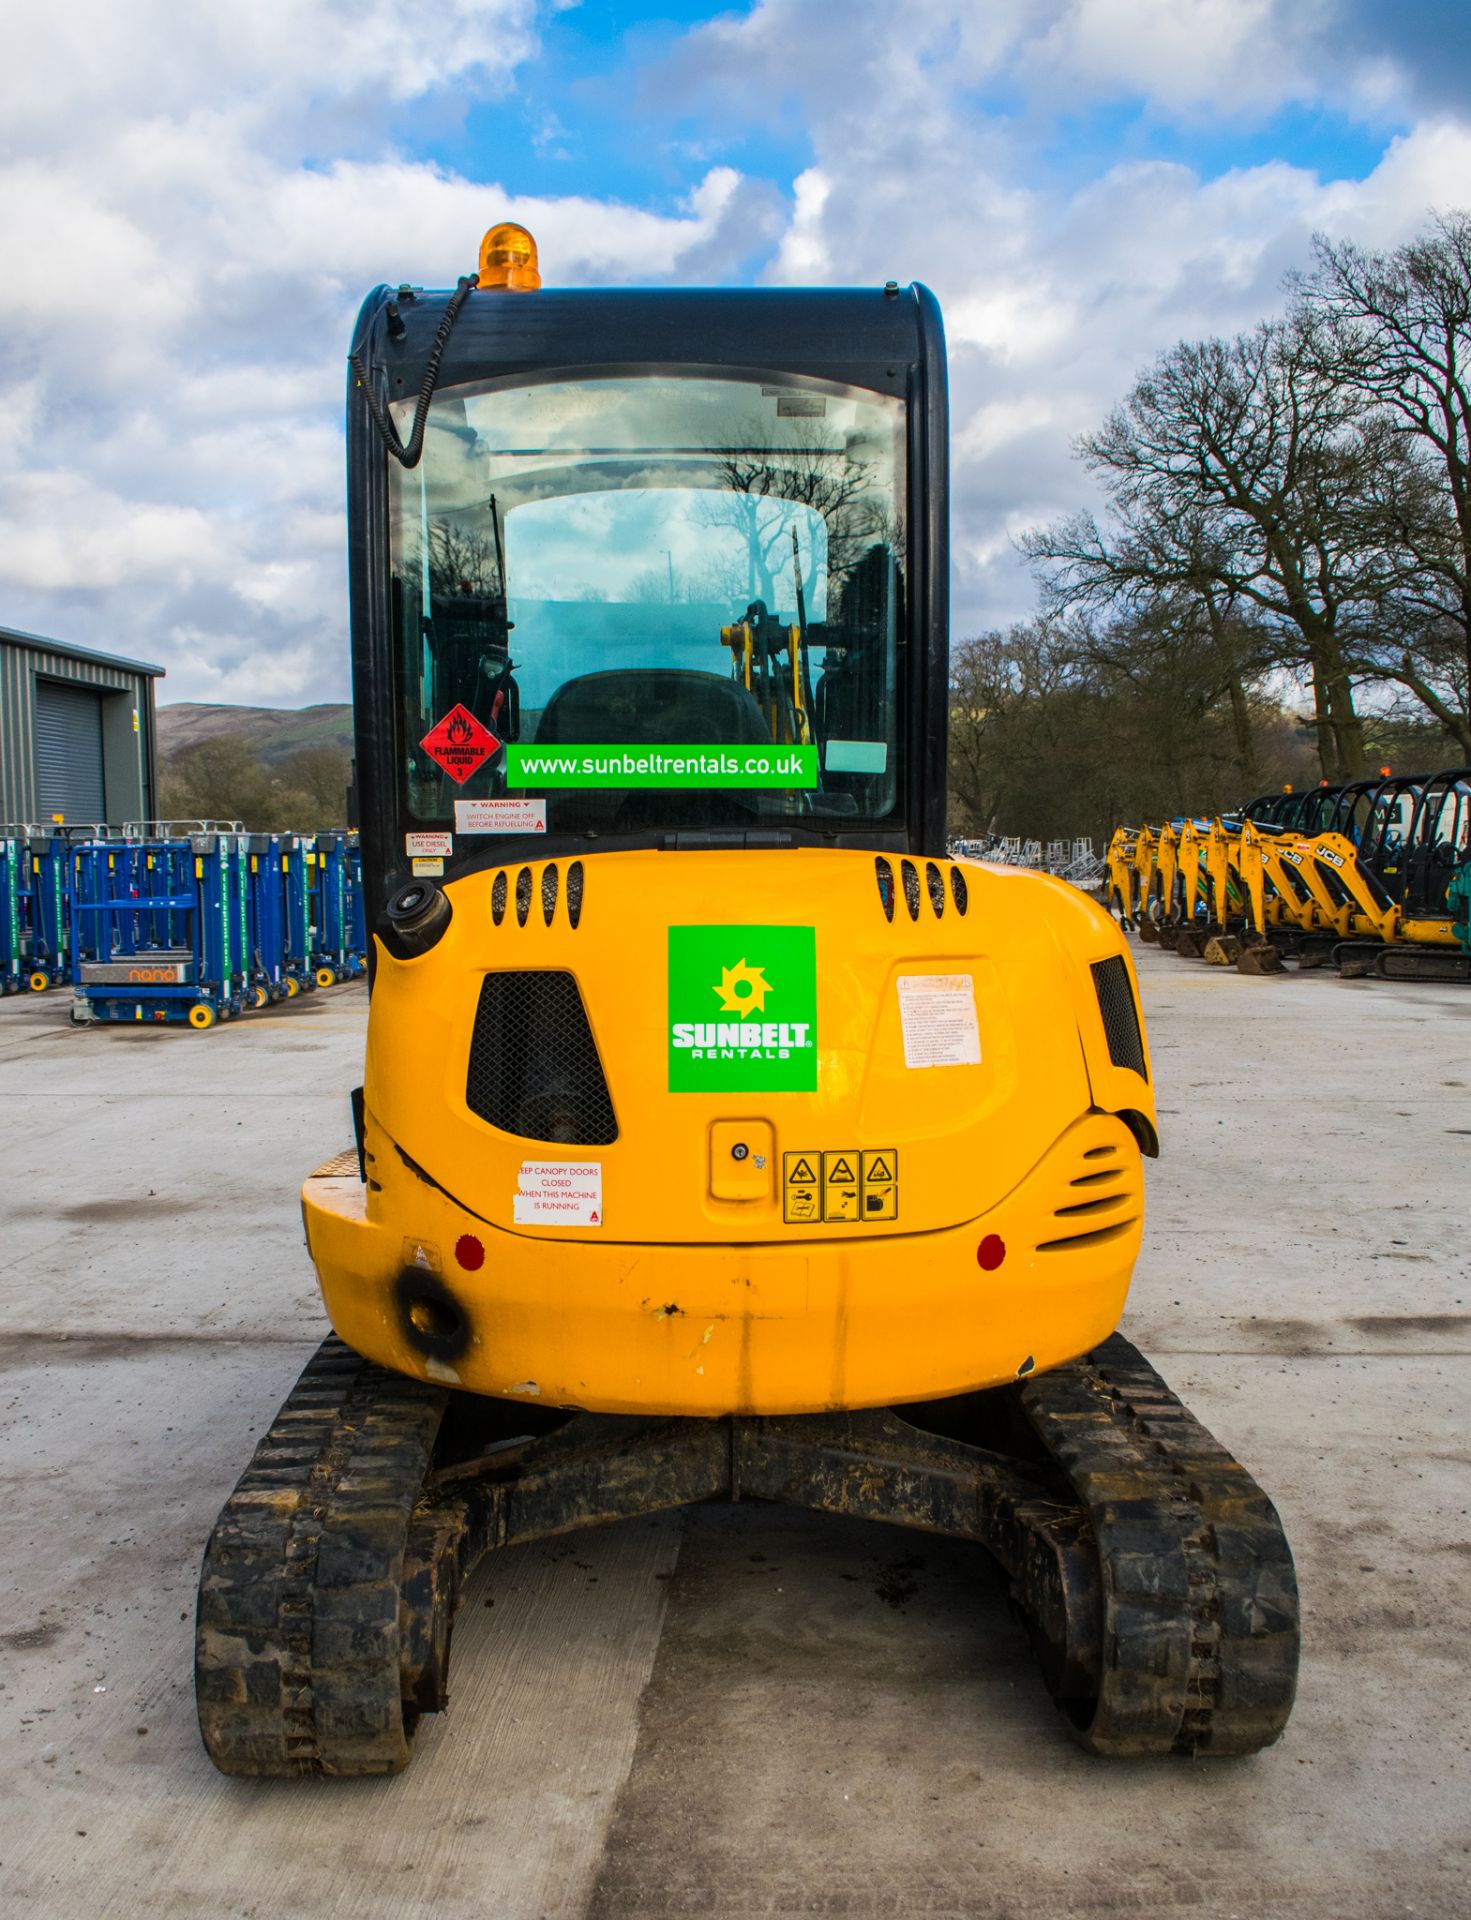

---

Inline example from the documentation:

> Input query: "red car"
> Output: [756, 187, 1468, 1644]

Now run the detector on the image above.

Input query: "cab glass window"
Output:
[388, 373, 906, 834]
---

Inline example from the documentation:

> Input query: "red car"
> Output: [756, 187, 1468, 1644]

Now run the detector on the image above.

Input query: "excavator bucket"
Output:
[1236, 941, 1284, 975]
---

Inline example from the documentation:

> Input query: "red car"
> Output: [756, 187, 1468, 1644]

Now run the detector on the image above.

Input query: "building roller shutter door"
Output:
[35, 679, 106, 823]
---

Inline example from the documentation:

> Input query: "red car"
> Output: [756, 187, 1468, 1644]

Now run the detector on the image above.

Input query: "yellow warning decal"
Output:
[860, 1149, 898, 1220]
[782, 1152, 820, 1223]
[783, 1149, 898, 1225]
[821, 1151, 860, 1221]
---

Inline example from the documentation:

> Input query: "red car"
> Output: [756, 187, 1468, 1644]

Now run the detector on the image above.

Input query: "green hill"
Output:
[156, 703, 353, 768]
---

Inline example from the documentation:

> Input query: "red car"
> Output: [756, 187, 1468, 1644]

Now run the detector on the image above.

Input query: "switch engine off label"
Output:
[783, 1149, 898, 1224]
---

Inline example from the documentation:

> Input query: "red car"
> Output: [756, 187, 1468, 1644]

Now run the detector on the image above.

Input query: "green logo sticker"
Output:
[668, 925, 817, 1091]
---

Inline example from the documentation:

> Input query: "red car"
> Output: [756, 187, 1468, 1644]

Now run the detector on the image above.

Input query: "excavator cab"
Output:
[349, 258, 937, 884]
[195, 226, 1299, 1779]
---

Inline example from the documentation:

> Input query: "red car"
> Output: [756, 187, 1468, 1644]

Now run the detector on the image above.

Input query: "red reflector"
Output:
[977, 1234, 1006, 1271]
[454, 1233, 485, 1271]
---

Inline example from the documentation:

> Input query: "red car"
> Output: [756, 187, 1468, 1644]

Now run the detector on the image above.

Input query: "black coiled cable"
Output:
[348, 273, 478, 470]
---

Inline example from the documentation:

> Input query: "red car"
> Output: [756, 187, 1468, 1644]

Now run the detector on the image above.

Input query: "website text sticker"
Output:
[507, 744, 817, 790]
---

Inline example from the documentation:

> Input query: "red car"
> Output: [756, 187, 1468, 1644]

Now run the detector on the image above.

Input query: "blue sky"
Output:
[467, 6, 1399, 207]
[2, 0, 1469, 705]
[426, 1, 812, 202]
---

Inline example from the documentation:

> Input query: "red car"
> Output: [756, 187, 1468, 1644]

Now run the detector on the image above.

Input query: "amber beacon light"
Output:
[478, 222, 541, 290]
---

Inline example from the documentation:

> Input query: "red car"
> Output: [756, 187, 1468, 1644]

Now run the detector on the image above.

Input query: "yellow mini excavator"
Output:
[195, 224, 1299, 1776]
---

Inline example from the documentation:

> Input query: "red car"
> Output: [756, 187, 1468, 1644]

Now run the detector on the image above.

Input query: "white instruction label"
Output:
[514, 1160, 603, 1227]
[456, 798, 548, 834]
[405, 832, 452, 857]
[897, 974, 982, 1069]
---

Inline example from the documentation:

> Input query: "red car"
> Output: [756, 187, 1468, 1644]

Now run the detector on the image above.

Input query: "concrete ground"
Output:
[0, 950, 1467, 1919]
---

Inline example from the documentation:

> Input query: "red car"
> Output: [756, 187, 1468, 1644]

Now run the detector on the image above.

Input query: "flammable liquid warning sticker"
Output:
[514, 1161, 603, 1227]
[783, 1149, 897, 1224]
[420, 704, 500, 785]
[406, 831, 452, 857]
[456, 798, 548, 834]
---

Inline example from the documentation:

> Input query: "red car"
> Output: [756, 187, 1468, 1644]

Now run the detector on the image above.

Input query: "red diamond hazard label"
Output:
[420, 704, 500, 785]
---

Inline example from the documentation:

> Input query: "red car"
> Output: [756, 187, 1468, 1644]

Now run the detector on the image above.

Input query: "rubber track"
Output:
[1021, 1333, 1299, 1756]
[195, 1336, 447, 1777]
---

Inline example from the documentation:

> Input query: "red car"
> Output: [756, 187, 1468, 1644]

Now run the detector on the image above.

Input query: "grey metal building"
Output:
[0, 625, 164, 828]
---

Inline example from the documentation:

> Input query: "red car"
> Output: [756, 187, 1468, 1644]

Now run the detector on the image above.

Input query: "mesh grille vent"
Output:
[925, 862, 945, 917]
[541, 863, 559, 925]
[1090, 957, 1147, 1078]
[875, 857, 895, 922]
[466, 971, 617, 1145]
[900, 859, 921, 921]
[949, 866, 969, 916]
[566, 860, 585, 929]
[515, 867, 532, 927]
[491, 871, 508, 926]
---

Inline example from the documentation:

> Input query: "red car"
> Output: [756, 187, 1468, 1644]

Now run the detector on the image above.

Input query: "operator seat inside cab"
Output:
[531, 668, 777, 832]
[533, 668, 771, 748]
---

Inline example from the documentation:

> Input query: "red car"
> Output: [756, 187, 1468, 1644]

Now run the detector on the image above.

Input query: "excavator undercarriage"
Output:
[197, 1326, 1298, 1775]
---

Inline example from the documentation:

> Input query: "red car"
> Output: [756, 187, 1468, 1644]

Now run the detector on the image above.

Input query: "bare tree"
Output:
[702, 418, 893, 609]
[424, 521, 503, 598]
[160, 738, 349, 832]
[1023, 497, 1277, 786]
[948, 617, 1312, 842]
[1063, 320, 1387, 778]
[1297, 212, 1471, 753]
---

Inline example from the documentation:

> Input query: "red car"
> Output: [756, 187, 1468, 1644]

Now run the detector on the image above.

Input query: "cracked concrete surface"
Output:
[0, 948, 1467, 1917]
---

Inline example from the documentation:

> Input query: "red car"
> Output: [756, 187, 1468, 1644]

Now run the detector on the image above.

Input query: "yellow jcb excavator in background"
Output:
[1114, 776, 1471, 982]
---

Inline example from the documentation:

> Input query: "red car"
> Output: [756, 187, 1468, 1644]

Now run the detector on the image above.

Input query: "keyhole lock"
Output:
[708, 1121, 773, 1201]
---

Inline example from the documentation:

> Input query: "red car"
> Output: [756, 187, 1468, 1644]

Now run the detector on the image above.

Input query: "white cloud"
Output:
[3, 0, 1471, 703]
[0, 0, 543, 149]
[1022, 0, 1319, 113]
[663, 3, 1471, 633]
[937, 124, 1471, 625]
[0, 3, 785, 701]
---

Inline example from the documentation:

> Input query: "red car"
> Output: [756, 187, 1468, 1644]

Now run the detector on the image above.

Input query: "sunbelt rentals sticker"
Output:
[668, 925, 817, 1092]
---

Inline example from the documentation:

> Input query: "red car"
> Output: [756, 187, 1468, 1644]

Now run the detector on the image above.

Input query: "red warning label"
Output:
[420, 704, 499, 785]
